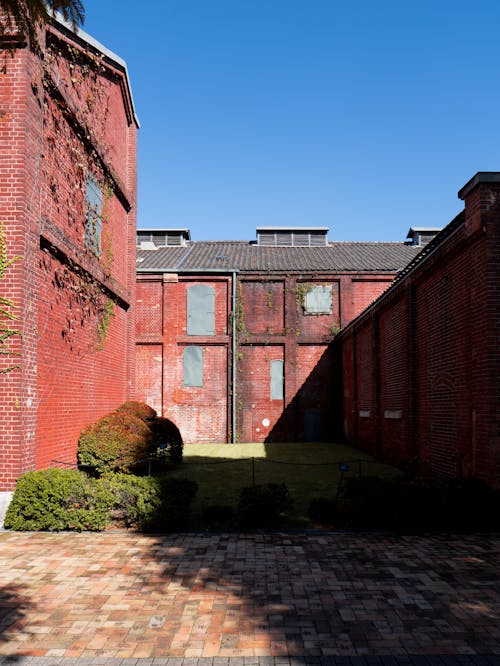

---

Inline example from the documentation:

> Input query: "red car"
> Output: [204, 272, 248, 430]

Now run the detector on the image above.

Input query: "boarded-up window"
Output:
[270, 359, 284, 400]
[183, 346, 203, 387]
[85, 176, 102, 256]
[187, 285, 215, 335]
[304, 285, 332, 314]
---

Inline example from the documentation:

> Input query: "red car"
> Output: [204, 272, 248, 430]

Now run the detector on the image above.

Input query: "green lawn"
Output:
[168, 442, 402, 528]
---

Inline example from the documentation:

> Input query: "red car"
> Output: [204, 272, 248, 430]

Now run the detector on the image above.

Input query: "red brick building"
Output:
[335, 173, 500, 489]
[136, 227, 423, 444]
[0, 15, 138, 513]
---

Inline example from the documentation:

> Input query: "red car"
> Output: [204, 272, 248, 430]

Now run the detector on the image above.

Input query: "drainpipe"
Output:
[232, 270, 237, 443]
[137, 265, 239, 443]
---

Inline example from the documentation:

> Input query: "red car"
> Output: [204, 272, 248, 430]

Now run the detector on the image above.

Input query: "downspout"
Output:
[231, 270, 237, 443]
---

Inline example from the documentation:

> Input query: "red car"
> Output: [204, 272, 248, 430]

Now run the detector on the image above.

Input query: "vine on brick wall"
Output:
[40, 250, 115, 353]
[0, 223, 22, 373]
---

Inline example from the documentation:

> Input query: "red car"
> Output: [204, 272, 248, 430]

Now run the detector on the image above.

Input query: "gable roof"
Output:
[137, 240, 422, 273]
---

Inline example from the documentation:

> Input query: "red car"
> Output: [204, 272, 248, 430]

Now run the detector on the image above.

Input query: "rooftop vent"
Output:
[256, 226, 328, 247]
[406, 227, 442, 247]
[137, 228, 191, 249]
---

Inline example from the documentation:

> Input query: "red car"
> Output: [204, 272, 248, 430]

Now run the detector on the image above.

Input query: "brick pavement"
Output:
[0, 532, 498, 664]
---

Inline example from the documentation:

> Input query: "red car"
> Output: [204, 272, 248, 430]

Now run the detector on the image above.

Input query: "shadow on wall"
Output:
[265, 345, 341, 443]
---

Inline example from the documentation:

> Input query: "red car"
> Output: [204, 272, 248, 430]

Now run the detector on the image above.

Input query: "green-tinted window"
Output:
[85, 176, 102, 256]
[184, 345, 203, 387]
[187, 285, 215, 335]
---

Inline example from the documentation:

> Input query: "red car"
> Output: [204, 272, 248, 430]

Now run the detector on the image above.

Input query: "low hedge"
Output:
[5, 469, 198, 533]
[102, 473, 197, 531]
[4, 469, 113, 531]
[237, 483, 293, 528]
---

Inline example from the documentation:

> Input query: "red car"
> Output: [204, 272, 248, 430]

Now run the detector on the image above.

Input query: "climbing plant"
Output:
[0, 223, 22, 373]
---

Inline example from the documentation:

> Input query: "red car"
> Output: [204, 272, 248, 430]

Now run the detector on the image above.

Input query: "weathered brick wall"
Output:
[135, 269, 398, 445]
[0, 21, 137, 489]
[335, 174, 500, 488]
[136, 275, 231, 443]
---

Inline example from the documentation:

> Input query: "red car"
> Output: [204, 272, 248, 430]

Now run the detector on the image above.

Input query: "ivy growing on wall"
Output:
[0, 223, 22, 373]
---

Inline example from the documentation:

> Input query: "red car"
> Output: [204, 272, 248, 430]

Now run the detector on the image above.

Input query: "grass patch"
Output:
[168, 442, 401, 528]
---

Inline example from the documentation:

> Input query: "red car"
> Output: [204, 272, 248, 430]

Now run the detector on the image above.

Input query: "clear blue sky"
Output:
[83, 0, 500, 242]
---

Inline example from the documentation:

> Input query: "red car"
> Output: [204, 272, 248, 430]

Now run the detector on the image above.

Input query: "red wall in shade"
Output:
[335, 175, 500, 489]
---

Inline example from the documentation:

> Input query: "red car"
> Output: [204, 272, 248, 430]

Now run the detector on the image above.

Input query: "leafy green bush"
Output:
[100, 473, 161, 528]
[4, 469, 113, 531]
[149, 417, 184, 464]
[115, 401, 157, 422]
[237, 483, 293, 528]
[145, 477, 198, 532]
[78, 411, 156, 475]
[5, 470, 199, 533]
[307, 497, 337, 525]
[101, 474, 198, 531]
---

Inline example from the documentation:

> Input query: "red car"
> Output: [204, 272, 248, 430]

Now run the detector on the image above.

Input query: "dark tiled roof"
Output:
[137, 241, 422, 273]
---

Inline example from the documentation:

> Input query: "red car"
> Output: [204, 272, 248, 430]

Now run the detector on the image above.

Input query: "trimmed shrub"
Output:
[145, 477, 198, 532]
[237, 483, 293, 528]
[115, 401, 157, 422]
[100, 473, 161, 529]
[5, 470, 199, 533]
[78, 411, 156, 475]
[307, 497, 337, 526]
[4, 469, 113, 531]
[149, 417, 184, 464]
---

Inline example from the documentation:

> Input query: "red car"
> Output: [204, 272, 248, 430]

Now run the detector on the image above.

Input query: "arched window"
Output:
[183, 346, 203, 387]
[270, 359, 284, 400]
[187, 285, 215, 335]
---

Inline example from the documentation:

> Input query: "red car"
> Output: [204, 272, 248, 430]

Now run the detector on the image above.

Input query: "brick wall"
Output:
[335, 174, 500, 489]
[136, 270, 397, 444]
[0, 20, 137, 490]
[135, 274, 231, 443]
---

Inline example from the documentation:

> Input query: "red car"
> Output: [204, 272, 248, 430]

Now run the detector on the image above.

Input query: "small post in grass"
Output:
[335, 462, 350, 505]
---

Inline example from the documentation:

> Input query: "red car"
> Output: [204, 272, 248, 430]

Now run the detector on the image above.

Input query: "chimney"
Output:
[458, 172, 500, 236]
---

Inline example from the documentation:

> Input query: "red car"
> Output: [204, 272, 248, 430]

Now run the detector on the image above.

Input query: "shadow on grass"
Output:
[167, 444, 401, 530]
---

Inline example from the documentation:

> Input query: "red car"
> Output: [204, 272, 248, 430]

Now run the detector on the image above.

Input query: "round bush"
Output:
[115, 401, 157, 422]
[4, 469, 113, 531]
[237, 483, 293, 528]
[149, 417, 184, 464]
[78, 411, 156, 475]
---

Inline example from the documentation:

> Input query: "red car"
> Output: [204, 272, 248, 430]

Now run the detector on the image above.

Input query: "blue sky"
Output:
[83, 0, 500, 242]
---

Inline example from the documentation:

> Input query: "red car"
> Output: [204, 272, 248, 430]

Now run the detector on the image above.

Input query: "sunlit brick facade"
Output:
[0, 15, 138, 505]
[136, 229, 421, 444]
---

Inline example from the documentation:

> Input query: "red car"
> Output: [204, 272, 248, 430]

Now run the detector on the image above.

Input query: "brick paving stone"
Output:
[0, 532, 499, 663]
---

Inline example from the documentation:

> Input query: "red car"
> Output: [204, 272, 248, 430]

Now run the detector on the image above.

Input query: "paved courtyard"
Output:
[0, 531, 498, 664]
